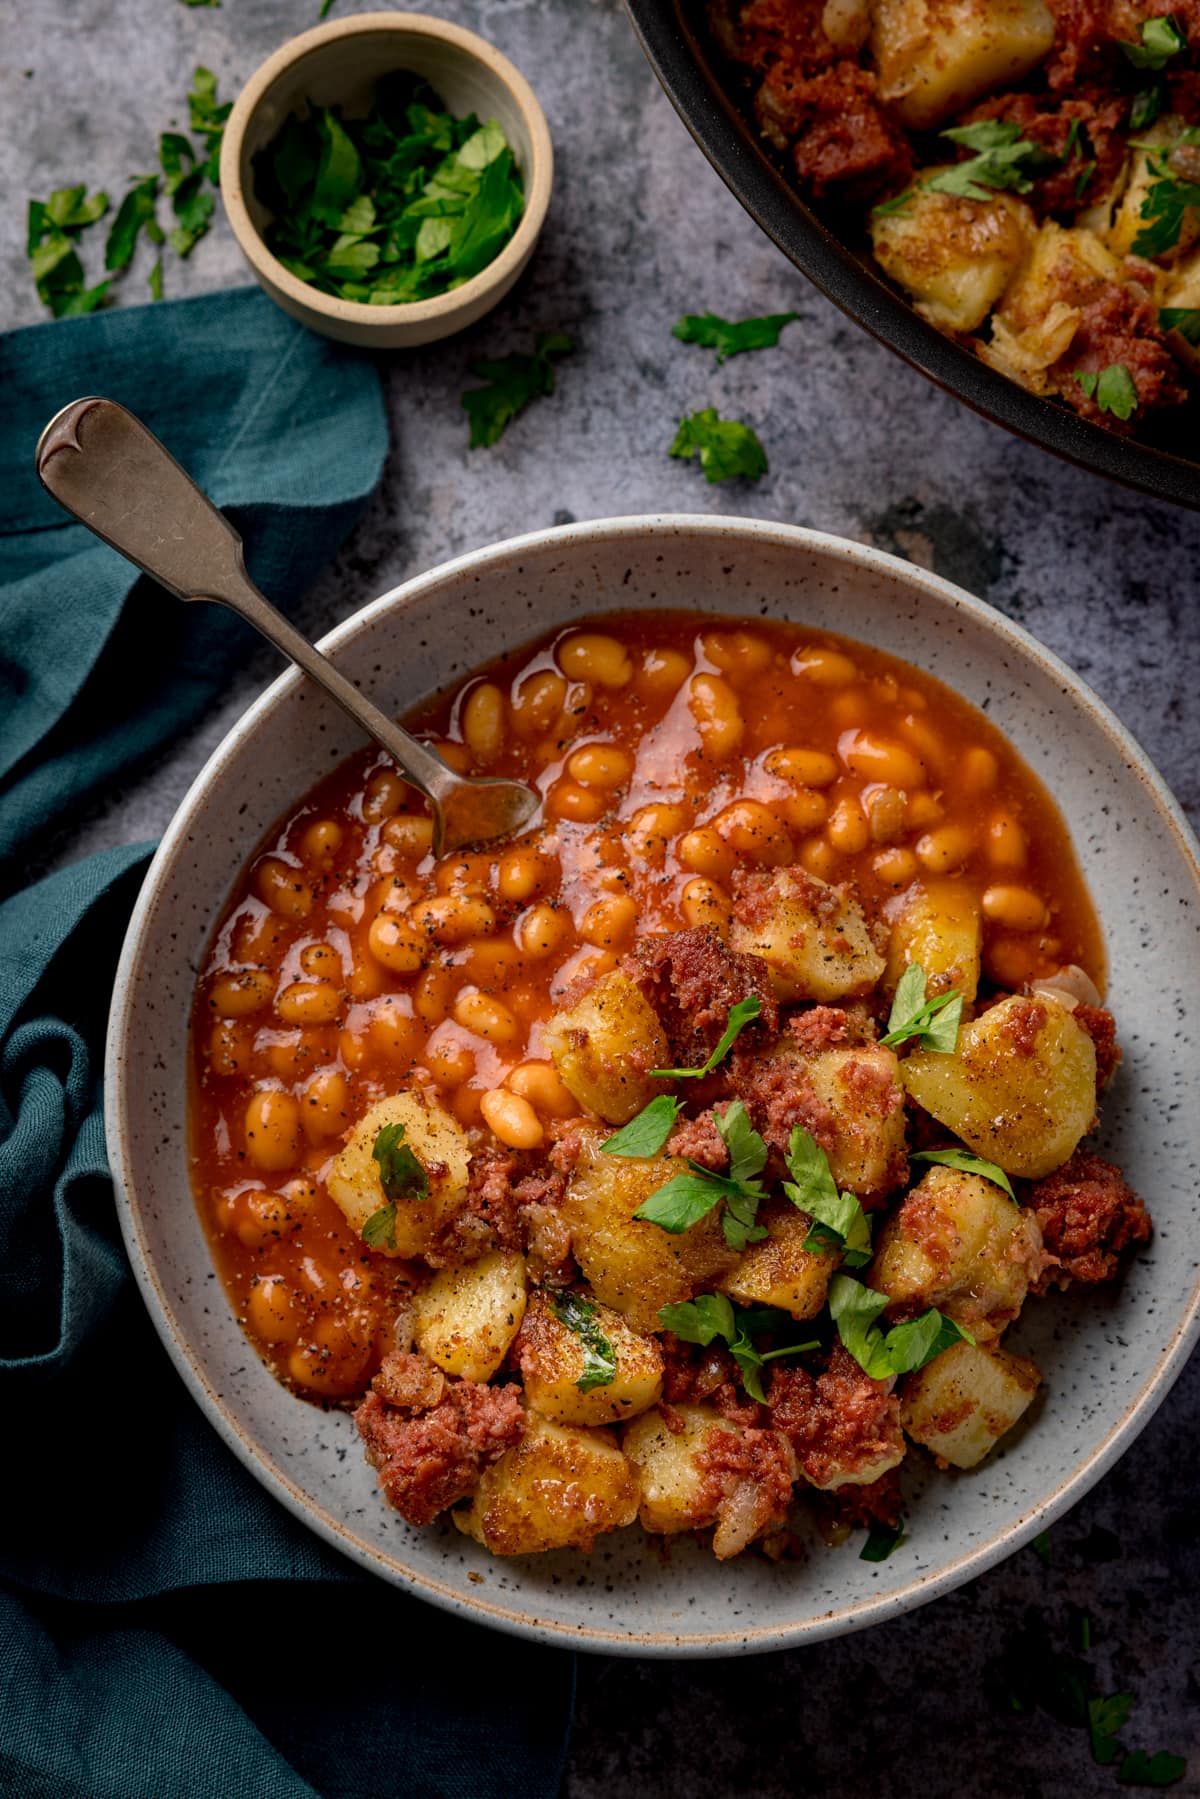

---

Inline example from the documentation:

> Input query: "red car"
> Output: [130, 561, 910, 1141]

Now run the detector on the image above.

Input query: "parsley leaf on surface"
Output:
[372, 1119, 429, 1203]
[462, 331, 574, 448]
[633, 1103, 769, 1249]
[909, 1146, 1016, 1201]
[1091, 1694, 1136, 1765]
[1074, 364, 1139, 420]
[551, 1291, 618, 1391]
[880, 963, 963, 1052]
[361, 1203, 398, 1250]
[1130, 83, 1165, 129]
[26, 189, 111, 317]
[601, 1094, 684, 1158]
[927, 119, 1059, 199]
[148, 257, 164, 301]
[1131, 141, 1200, 256]
[633, 1171, 727, 1233]
[1031, 1527, 1053, 1565]
[671, 309, 798, 363]
[670, 409, 768, 483]
[1118, 1752, 1188, 1787]
[652, 994, 762, 1079]
[783, 1126, 873, 1266]
[829, 1273, 973, 1379]
[105, 176, 163, 271]
[1160, 305, 1200, 341]
[860, 1517, 906, 1561]
[871, 189, 913, 216]
[717, 1099, 768, 1188]
[658, 1295, 818, 1403]
[1121, 15, 1186, 67]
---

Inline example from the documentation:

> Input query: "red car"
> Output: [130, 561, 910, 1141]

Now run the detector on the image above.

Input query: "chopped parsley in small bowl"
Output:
[219, 12, 553, 348]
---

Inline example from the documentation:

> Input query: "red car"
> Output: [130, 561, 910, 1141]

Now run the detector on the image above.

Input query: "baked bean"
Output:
[425, 1036, 475, 1089]
[778, 788, 829, 833]
[701, 631, 772, 680]
[982, 884, 1047, 931]
[232, 907, 292, 963]
[362, 770, 406, 822]
[414, 894, 496, 944]
[247, 1275, 298, 1344]
[452, 1084, 486, 1128]
[368, 1000, 423, 1063]
[462, 682, 506, 762]
[276, 981, 343, 1027]
[516, 903, 571, 958]
[629, 802, 691, 859]
[681, 876, 731, 935]
[961, 747, 999, 794]
[873, 847, 920, 888]
[839, 730, 926, 791]
[867, 786, 906, 844]
[558, 632, 633, 688]
[827, 797, 871, 855]
[299, 819, 344, 867]
[235, 1190, 299, 1250]
[567, 743, 633, 788]
[688, 673, 744, 758]
[255, 858, 313, 921]
[244, 1090, 302, 1171]
[916, 824, 975, 874]
[481, 1087, 544, 1149]
[431, 741, 472, 776]
[496, 848, 552, 903]
[414, 963, 455, 1023]
[210, 968, 274, 1018]
[549, 780, 607, 823]
[987, 810, 1028, 870]
[677, 826, 737, 882]
[382, 814, 435, 858]
[900, 716, 945, 775]
[580, 893, 638, 948]
[830, 689, 872, 731]
[510, 668, 567, 739]
[434, 851, 494, 896]
[985, 934, 1041, 989]
[264, 1031, 327, 1083]
[800, 837, 839, 880]
[508, 1060, 578, 1118]
[288, 1311, 375, 1396]
[454, 989, 520, 1044]
[299, 942, 342, 980]
[346, 950, 388, 1001]
[764, 746, 839, 788]
[715, 800, 792, 865]
[907, 791, 945, 829]
[301, 1069, 350, 1140]
[793, 646, 857, 685]
[638, 647, 691, 695]
[209, 1020, 251, 1077]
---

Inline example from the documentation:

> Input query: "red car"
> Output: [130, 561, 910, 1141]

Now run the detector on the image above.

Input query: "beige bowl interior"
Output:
[220, 13, 553, 347]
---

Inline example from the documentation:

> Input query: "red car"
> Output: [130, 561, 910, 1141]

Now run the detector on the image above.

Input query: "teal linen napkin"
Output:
[0, 292, 574, 1798]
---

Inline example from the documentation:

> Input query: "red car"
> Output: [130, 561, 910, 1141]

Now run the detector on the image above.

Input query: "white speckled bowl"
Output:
[107, 517, 1200, 1656]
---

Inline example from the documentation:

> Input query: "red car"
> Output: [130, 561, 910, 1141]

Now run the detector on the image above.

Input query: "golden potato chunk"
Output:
[884, 879, 982, 1004]
[871, 0, 1055, 130]
[327, 1090, 470, 1258]
[1163, 247, 1200, 372]
[517, 1290, 664, 1427]
[719, 1204, 837, 1318]
[871, 180, 1034, 332]
[806, 1045, 908, 1195]
[454, 1415, 639, 1554]
[870, 1165, 1043, 1340]
[543, 969, 670, 1124]
[562, 1134, 739, 1330]
[901, 1338, 1040, 1468]
[412, 1250, 528, 1382]
[981, 222, 1121, 388]
[1107, 118, 1200, 261]
[731, 869, 884, 1003]
[901, 994, 1096, 1179]
[622, 1403, 733, 1534]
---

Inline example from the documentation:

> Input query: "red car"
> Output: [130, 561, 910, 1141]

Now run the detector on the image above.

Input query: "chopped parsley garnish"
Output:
[880, 963, 963, 1053]
[1075, 364, 1139, 420]
[602, 1093, 684, 1159]
[633, 1100, 770, 1250]
[1118, 1752, 1188, 1787]
[1031, 1527, 1053, 1565]
[927, 119, 1059, 200]
[1160, 305, 1200, 342]
[860, 1517, 906, 1562]
[872, 189, 913, 217]
[551, 1291, 618, 1392]
[1091, 1693, 1136, 1765]
[1130, 84, 1165, 130]
[106, 176, 164, 273]
[783, 1126, 873, 1266]
[27, 188, 111, 317]
[829, 1272, 973, 1379]
[651, 994, 762, 1079]
[1120, 14, 1185, 68]
[257, 74, 526, 307]
[671, 309, 799, 363]
[461, 331, 574, 448]
[670, 409, 768, 483]
[361, 1119, 429, 1249]
[909, 1146, 1016, 1201]
[1131, 133, 1200, 256]
[658, 1293, 819, 1403]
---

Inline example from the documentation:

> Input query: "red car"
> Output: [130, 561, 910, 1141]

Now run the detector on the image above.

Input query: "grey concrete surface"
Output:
[3, 0, 1198, 1791]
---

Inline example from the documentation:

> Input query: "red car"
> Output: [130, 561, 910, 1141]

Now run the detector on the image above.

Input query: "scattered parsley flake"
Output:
[910, 1146, 1016, 1201]
[633, 1101, 769, 1249]
[652, 994, 762, 1079]
[670, 409, 768, 483]
[880, 963, 963, 1053]
[1120, 15, 1185, 68]
[927, 119, 1059, 200]
[1131, 142, 1200, 256]
[671, 309, 798, 363]
[1074, 364, 1138, 420]
[148, 257, 163, 301]
[462, 331, 574, 448]
[1159, 305, 1200, 343]
[1130, 84, 1165, 130]
[105, 176, 162, 272]
[829, 1273, 973, 1380]
[601, 1093, 684, 1158]
[783, 1126, 873, 1266]
[551, 1291, 618, 1392]
[1031, 1527, 1053, 1564]
[860, 1517, 906, 1561]
[659, 1294, 818, 1403]
[1090, 1693, 1136, 1766]
[1118, 1751, 1188, 1787]
[872, 189, 913, 216]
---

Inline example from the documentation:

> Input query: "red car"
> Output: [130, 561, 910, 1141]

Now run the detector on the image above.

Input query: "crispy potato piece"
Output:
[454, 1415, 640, 1554]
[871, 179, 1035, 332]
[412, 1250, 528, 1382]
[719, 1204, 837, 1318]
[805, 1045, 907, 1194]
[1107, 117, 1200, 261]
[900, 994, 1096, 1179]
[327, 1090, 470, 1257]
[730, 868, 884, 1003]
[544, 969, 671, 1124]
[870, 1165, 1043, 1340]
[900, 1337, 1040, 1468]
[871, 0, 1055, 130]
[884, 879, 982, 1004]
[1162, 246, 1200, 373]
[562, 1133, 739, 1330]
[622, 1403, 733, 1534]
[517, 1290, 664, 1427]
[980, 222, 1121, 389]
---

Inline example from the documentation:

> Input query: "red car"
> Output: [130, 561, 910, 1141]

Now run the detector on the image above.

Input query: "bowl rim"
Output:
[218, 9, 554, 327]
[106, 514, 1200, 1657]
[623, 0, 1200, 515]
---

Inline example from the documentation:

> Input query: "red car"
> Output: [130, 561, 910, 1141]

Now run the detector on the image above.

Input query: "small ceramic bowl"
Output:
[219, 12, 554, 348]
[107, 517, 1200, 1657]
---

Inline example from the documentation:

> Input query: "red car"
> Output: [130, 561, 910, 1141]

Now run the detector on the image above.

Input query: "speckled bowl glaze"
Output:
[107, 517, 1200, 1657]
